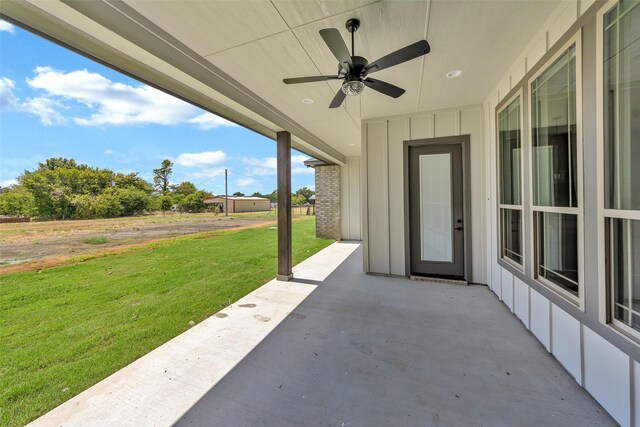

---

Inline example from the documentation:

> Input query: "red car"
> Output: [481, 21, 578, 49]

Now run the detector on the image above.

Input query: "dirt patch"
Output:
[0, 216, 309, 275]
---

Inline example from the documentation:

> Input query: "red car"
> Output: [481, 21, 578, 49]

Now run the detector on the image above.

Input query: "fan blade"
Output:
[319, 28, 353, 68]
[329, 89, 346, 108]
[283, 76, 340, 84]
[363, 78, 405, 98]
[365, 40, 430, 74]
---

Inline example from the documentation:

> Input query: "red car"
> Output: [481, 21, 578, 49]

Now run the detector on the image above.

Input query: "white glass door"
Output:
[419, 153, 453, 262]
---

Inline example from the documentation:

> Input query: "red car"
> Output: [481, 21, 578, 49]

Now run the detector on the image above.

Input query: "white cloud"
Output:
[175, 150, 227, 167]
[237, 178, 258, 187]
[0, 76, 66, 125]
[241, 154, 314, 176]
[242, 156, 277, 176]
[20, 66, 236, 129]
[21, 96, 66, 125]
[0, 178, 18, 187]
[0, 20, 15, 34]
[0, 77, 19, 111]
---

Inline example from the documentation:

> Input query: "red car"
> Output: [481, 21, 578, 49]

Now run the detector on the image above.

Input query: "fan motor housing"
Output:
[349, 56, 369, 77]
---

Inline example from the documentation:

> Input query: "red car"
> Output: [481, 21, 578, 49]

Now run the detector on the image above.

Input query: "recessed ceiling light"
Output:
[446, 69, 463, 79]
[302, 98, 314, 104]
[348, 143, 356, 146]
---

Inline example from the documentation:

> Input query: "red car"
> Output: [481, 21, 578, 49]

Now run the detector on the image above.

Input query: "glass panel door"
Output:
[419, 153, 453, 262]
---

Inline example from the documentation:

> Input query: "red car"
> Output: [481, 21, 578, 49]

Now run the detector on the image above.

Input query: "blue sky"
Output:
[0, 20, 314, 194]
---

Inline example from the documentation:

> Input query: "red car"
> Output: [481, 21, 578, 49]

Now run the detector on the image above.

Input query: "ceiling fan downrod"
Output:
[346, 18, 360, 57]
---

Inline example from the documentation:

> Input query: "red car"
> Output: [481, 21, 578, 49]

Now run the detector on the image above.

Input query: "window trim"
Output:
[496, 89, 525, 271]
[527, 30, 585, 310]
[596, 0, 640, 343]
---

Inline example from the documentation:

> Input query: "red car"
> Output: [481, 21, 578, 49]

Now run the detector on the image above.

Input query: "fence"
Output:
[0, 217, 31, 224]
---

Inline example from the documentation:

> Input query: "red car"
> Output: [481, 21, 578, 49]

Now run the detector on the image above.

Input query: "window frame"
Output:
[496, 89, 525, 271]
[596, 0, 640, 342]
[527, 30, 585, 309]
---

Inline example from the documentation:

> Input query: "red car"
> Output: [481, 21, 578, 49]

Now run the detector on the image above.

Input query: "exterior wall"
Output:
[205, 197, 270, 213]
[483, 1, 638, 425]
[340, 156, 361, 241]
[361, 107, 485, 283]
[315, 164, 341, 240]
[232, 199, 270, 213]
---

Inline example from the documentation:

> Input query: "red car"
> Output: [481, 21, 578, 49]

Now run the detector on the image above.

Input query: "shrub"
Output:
[0, 187, 37, 217]
[82, 236, 110, 245]
[178, 191, 206, 212]
[115, 188, 150, 216]
[92, 192, 124, 218]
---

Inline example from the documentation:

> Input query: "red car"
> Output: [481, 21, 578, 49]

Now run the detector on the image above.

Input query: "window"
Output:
[498, 95, 523, 267]
[603, 0, 640, 332]
[530, 38, 582, 302]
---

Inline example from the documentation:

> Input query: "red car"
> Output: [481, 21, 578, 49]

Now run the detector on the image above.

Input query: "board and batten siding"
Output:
[482, 1, 639, 425]
[361, 107, 486, 284]
[340, 156, 362, 241]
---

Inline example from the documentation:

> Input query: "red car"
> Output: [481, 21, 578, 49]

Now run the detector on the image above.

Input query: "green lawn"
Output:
[0, 217, 332, 426]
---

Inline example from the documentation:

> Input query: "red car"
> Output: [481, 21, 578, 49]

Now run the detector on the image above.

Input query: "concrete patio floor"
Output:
[176, 243, 614, 427]
[30, 242, 615, 426]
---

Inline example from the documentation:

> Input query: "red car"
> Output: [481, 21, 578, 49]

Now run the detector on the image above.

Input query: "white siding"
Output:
[362, 107, 485, 281]
[513, 277, 529, 327]
[364, 120, 390, 273]
[388, 118, 410, 275]
[501, 268, 514, 310]
[583, 326, 631, 426]
[530, 288, 551, 351]
[340, 156, 361, 240]
[551, 304, 582, 384]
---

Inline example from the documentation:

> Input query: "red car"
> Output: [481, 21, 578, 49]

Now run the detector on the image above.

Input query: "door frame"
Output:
[403, 135, 473, 281]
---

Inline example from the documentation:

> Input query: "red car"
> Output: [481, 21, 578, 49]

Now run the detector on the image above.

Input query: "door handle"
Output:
[455, 226, 463, 231]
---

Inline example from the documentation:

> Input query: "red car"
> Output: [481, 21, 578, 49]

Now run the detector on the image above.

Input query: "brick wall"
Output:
[315, 164, 341, 240]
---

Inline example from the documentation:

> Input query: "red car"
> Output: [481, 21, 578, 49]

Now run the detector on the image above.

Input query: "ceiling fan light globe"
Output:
[341, 80, 365, 96]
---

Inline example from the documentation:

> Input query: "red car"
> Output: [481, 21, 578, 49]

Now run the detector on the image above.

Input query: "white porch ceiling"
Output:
[123, 0, 557, 157]
[2, 0, 559, 160]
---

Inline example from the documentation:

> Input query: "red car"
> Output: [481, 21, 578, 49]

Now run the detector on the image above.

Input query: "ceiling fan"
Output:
[283, 18, 430, 109]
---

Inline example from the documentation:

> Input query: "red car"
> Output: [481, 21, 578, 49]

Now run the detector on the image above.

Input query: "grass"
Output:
[81, 236, 110, 245]
[0, 217, 332, 426]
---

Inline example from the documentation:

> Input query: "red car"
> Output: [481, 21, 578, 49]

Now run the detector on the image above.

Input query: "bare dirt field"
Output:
[0, 212, 288, 273]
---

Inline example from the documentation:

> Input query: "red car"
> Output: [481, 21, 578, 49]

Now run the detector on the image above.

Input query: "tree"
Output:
[0, 186, 36, 217]
[232, 191, 245, 197]
[37, 157, 78, 171]
[179, 191, 206, 212]
[114, 172, 153, 193]
[14, 157, 155, 220]
[92, 192, 124, 218]
[153, 160, 173, 194]
[71, 191, 125, 219]
[295, 187, 315, 204]
[115, 188, 150, 216]
[291, 194, 306, 205]
[158, 195, 173, 214]
[173, 181, 197, 196]
[20, 161, 112, 219]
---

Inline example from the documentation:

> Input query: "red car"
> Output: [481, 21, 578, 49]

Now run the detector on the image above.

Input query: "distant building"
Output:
[203, 196, 271, 213]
